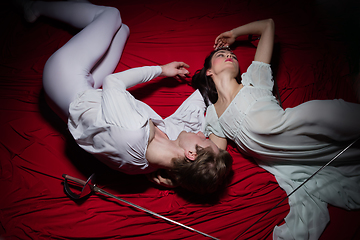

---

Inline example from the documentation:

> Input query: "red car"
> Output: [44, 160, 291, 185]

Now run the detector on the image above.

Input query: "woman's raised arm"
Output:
[214, 19, 275, 64]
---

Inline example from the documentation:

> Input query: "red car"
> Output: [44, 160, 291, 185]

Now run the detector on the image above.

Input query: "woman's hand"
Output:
[214, 19, 275, 64]
[214, 30, 236, 49]
[160, 61, 190, 79]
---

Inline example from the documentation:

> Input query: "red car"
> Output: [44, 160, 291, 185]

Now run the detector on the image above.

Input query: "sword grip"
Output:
[62, 174, 87, 186]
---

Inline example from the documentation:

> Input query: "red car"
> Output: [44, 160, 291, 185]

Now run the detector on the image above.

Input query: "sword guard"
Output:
[63, 174, 95, 199]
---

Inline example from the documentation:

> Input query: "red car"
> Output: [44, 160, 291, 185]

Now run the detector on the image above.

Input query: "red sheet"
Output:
[1, 0, 359, 239]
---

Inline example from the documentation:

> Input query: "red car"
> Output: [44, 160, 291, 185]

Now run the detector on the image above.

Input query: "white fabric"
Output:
[205, 61, 360, 240]
[69, 66, 206, 174]
[42, 3, 127, 115]
[40, 2, 207, 176]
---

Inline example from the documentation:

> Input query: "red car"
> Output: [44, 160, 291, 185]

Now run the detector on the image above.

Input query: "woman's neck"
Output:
[215, 75, 242, 104]
[213, 74, 243, 117]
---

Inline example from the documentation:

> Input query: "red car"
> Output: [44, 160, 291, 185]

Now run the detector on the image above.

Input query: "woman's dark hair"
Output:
[192, 48, 241, 106]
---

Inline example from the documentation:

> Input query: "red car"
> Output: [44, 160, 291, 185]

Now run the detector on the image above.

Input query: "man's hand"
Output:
[146, 169, 178, 188]
[160, 61, 190, 79]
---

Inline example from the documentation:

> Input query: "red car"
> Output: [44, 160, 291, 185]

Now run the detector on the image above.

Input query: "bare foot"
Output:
[14, 0, 39, 23]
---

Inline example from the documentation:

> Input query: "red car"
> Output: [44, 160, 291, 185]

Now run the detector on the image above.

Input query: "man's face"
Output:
[178, 131, 220, 160]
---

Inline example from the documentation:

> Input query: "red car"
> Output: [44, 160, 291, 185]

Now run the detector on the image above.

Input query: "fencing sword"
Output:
[235, 136, 360, 239]
[62, 174, 219, 240]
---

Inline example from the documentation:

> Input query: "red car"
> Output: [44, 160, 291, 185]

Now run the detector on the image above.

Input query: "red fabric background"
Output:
[1, 0, 359, 239]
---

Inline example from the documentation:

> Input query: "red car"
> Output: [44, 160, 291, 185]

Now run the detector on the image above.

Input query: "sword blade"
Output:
[93, 186, 219, 240]
[235, 136, 360, 239]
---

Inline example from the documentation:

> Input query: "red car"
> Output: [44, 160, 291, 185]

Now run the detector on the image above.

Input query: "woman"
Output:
[17, 0, 232, 194]
[192, 19, 360, 239]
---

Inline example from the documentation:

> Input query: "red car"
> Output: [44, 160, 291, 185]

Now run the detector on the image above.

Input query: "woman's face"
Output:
[208, 50, 239, 78]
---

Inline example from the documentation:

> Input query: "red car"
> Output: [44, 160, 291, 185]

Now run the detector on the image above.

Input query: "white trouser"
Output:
[39, 1, 129, 117]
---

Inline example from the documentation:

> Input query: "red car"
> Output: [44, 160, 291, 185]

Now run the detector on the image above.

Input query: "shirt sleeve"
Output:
[204, 105, 226, 138]
[101, 66, 162, 127]
[241, 61, 274, 90]
[103, 66, 162, 90]
[162, 90, 207, 140]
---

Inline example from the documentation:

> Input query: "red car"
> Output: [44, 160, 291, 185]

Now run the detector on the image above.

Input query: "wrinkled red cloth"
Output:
[1, 0, 359, 239]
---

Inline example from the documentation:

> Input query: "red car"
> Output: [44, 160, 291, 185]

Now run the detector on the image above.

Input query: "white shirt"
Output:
[204, 61, 360, 240]
[68, 66, 206, 174]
